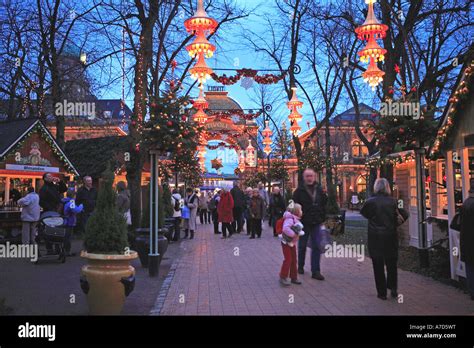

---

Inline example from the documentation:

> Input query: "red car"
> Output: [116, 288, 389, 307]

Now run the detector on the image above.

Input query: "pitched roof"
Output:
[0, 118, 79, 175]
[0, 118, 38, 157]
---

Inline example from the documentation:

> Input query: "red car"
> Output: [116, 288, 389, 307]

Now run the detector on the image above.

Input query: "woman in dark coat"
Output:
[360, 178, 409, 300]
[269, 186, 286, 237]
[460, 179, 474, 301]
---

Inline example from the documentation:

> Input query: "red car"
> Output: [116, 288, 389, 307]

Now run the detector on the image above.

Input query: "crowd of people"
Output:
[17, 173, 130, 257]
[169, 181, 289, 241]
[13, 168, 474, 302]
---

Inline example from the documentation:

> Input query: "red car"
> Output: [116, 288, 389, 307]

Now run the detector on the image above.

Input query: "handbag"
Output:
[315, 225, 332, 254]
[450, 211, 462, 231]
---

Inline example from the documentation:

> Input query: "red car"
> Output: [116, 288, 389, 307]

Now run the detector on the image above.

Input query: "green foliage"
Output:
[299, 142, 325, 173]
[83, 169, 129, 254]
[243, 171, 267, 188]
[269, 159, 289, 185]
[326, 184, 340, 215]
[375, 93, 437, 154]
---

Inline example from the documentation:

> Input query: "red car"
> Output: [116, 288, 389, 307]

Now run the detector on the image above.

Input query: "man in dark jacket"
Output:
[360, 178, 409, 300]
[230, 181, 246, 233]
[39, 173, 68, 212]
[460, 179, 474, 301]
[76, 176, 98, 233]
[269, 186, 286, 237]
[293, 168, 328, 280]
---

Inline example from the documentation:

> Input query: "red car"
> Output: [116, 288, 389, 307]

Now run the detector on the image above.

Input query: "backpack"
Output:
[275, 217, 285, 235]
[173, 197, 180, 212]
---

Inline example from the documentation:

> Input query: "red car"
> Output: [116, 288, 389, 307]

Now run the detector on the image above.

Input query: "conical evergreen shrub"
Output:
[84, 169, 129, 254]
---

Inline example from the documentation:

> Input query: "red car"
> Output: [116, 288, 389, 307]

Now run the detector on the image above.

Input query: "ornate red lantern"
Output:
[287, 87, 303, 136]
[184, 0, 218, 35]
[189, 52, 213, 84]
[363, 58, 385, 91]
[355, 0, 388, 91]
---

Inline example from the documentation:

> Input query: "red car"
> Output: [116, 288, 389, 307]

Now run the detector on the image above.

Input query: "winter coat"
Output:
[62, 197, 84, 227]
[171, 193, 182, 218]
[17, 192, 40, 222]
[360, 192, 409, 259]
[460, 194, 474, 266]
[217, 191, 234, 223]
[270, 193, 286, 218]
[76, 186, 98, 215]
[259, 188, 269, 207]
[281, 211, 303, 247]
[116, 190, 130, 214]
[184, 193, 198, 230]
[292, 183, 327, 228]
[249, 195, 265, 220]
[39, 180, 67, 212]
[198, 195, 208, 210]
[230, 186, 246, 209]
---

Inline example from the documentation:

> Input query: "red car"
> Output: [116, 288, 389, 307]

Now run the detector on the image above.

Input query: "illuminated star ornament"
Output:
[355, 0, 388, 91]
[211, 157, 223, 171]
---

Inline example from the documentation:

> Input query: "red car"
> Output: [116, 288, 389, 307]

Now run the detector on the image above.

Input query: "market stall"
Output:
[0, 118, 78, 242]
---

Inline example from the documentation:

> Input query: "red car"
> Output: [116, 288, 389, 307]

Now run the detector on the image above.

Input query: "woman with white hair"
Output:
[360, 178, 409, 301]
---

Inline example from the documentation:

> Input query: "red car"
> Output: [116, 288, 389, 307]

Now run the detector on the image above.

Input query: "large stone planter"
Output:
[80, 251, 137, 315]
[134, 228, 169, 268]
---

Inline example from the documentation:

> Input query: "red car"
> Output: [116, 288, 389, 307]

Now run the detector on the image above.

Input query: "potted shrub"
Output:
[80, 169, 137, 315]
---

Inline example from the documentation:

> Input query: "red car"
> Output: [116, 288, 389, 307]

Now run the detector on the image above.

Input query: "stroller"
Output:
[34, 211, 67, 264]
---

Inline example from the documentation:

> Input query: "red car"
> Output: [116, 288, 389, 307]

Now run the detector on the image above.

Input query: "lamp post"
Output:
[148, 149, 160, 277]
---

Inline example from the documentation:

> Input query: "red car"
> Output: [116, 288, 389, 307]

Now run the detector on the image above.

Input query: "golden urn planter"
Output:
[80, 250, 138, 315]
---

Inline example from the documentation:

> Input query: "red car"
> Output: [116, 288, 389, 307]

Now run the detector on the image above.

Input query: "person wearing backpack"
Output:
[171, 189, 183, 241]
[279, 201, 305, 286]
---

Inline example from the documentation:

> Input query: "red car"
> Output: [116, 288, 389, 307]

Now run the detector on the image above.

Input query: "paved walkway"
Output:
[157, 222, 474, 316]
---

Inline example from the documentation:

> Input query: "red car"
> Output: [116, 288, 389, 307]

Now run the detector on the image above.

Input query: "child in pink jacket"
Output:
[279, 201, 305, 286]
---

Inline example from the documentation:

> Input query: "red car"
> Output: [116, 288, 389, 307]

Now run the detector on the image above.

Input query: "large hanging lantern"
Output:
[363, 58, 385, 91]
[186, 30, 216, 58]
[189, 52, 213, 84]
[355, 0, 388, 41]
[184, 0, 218, 34]
[185, 0, 217, 86]
[355, 0, 388, 91]
[290, 122, 301, 136]
[287, 87, 303, 136]
[262, 121, 273, 155]
[358, 36, 386, 63]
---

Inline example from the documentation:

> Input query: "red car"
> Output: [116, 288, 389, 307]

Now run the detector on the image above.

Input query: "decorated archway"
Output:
[192, 86, 259, 175]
